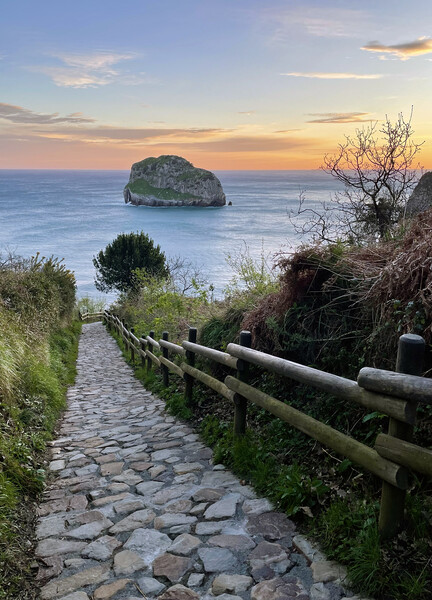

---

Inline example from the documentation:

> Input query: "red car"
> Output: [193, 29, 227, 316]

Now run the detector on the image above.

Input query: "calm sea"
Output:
[0, 170, 341, 301]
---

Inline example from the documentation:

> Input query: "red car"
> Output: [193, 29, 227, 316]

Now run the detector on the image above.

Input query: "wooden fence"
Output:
[100, 310, 432, 540]
[79, 311, 105, 322]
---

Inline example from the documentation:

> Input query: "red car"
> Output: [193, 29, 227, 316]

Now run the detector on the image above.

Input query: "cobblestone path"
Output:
[35, 322, 353, 600]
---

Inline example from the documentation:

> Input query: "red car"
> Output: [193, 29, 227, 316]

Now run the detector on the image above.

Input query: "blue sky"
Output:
[1, 0, 432, 169]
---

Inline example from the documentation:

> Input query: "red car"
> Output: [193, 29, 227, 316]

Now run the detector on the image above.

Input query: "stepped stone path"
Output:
[35, 322, 355, 600]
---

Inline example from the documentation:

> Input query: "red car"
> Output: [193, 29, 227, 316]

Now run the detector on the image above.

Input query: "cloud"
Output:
[254, 7, 372, 41]
[282, 72, 383, 80]
[167, 135, 316, 154]
[1, 101, 321, 159]
[32, 51, 148, 88]
[306, 112, 373, 124]
[237, 111, 256, 115]
[42, 126, 228, 144]
[361, 37, 432, 60]
[274, 129, 303, 133]
[0, 103, 95, 125]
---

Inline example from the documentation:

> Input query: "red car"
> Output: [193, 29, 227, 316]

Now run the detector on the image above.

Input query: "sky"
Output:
[1, 0, 432, 170]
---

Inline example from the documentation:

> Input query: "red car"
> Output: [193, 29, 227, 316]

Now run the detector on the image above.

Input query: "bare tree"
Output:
[167, 255, 209, 295]
[291, 111, 423, 244]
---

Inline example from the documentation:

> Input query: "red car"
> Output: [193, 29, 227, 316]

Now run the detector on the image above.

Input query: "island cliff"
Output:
[123, 155, 226, 207]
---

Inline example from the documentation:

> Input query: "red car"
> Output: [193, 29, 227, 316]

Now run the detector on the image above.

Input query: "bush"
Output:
[93, 231, 168, 293]
[0, 253, 79, 599]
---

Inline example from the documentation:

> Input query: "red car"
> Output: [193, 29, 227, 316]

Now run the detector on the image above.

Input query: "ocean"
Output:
[0, 170, 341, 301]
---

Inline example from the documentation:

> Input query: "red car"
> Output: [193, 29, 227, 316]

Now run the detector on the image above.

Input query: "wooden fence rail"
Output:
[79, 311, 105, 321]
[101, 310, 430, 540]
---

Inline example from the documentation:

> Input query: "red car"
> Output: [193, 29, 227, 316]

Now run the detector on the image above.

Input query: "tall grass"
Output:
[0, 253, 79, 599]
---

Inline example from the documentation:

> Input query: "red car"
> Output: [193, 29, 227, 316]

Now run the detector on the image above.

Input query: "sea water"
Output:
[0, 170, 341, 301]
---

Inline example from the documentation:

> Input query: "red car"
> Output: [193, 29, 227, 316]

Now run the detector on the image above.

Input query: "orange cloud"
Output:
[361, 37, 432, 60]
[306, 112, 373, 124]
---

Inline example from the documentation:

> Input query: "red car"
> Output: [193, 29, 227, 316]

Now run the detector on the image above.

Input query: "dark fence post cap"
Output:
[399, 333, 425, 347]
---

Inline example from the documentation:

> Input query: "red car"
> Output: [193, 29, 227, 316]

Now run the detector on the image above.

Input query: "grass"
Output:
[0, 320, 81, 600]
[126, 179, 200, 202]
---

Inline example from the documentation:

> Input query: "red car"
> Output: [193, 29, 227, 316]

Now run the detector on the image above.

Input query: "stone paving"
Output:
[35, 322, 357, 600]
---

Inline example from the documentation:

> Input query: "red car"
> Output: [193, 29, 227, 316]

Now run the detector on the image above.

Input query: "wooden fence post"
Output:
[147, 330, 155, 372]
[378, 333, 425, 539]
[124, 322, 129, 351]
[130, 327, 136, 364]
[234, 331, 252, 436]
[184, 327, 197, 407]
[162, 331, 169, 387]
[140, 337, 146, 369]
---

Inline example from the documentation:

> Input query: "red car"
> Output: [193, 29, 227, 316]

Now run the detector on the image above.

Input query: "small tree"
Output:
[292, 111, 423, 244]
[93, 231, 168, 293]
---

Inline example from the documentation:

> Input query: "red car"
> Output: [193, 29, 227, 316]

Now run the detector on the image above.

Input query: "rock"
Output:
[36, 556, 63, 581]
[114, 499, 146, 514]
[246, 512, 296, 541]
[152, 553, 192, 583]
[152, 484, 193, 505]
[158, 584, 200, 600]
[310, 582, 331, 600]
[81, 535, 122, 561]
[113, 550, 146, 575]
[173, 462, 204, 475]
[251, 577, 309, 600]
[311, 560, 347, 583]
[100, 462, 124, 476]
[154, 513, 197, 530]
[40, 564, 110, 599]
[38, 495, 88, 516]
[406, 172, 432, 216]
[169, 533, 202, 555]
[58, 594, 90, 600]
[36, 539, 87, 558]
[293, 535, 326, 563]
[201, 471, 238, 487]
[189, 502, 208, 515]
[135, 481, 165, 496]
[149, 464, 166, 478]
[36, 515, 66, 539]
[65, 520, 111, 540]
[49, 460, 66, 471]
[92, 492, 130, 506]
[198, 548, 238, 573]
[242, 498, 274, 516]
[187, 573, 204, 587]
[212, 574, 253, 595]
[124, 155, 226, 207]
[209, 534, 255, 550]
[195, 520, 235, 535]
[204, 494, 240, 519]
[192, 488, 224, 502]
[109, 508, 155, 533]
[165, 499, 193, 513]
[123, 528, 171, 566]
[251, 565, 275, 581]
[137, 576, 166, 595]
[249, 541, 288, 570]
[93, 579, 131, 599]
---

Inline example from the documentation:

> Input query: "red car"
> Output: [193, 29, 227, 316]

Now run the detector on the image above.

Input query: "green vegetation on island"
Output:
[126, 179, 200, 202]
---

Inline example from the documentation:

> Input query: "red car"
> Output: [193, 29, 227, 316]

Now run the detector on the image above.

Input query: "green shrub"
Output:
[0, 253, 78, 598]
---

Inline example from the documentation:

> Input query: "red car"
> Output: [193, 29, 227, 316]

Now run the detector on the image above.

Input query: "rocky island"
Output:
[123, 155, 226, 207]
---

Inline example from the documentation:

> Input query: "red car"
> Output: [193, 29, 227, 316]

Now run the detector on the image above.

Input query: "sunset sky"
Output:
[1, 0, 432, 170]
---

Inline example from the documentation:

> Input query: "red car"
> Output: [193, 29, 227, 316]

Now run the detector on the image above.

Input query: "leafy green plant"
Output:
[93, 231, 168, 293]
